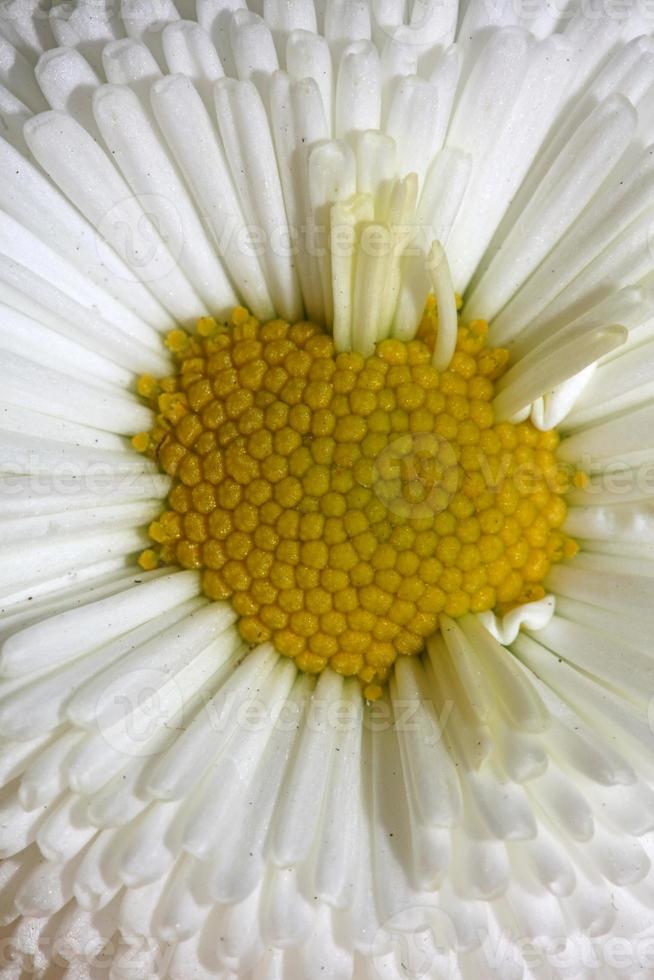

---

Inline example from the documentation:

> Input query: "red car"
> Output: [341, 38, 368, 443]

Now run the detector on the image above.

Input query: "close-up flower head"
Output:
[1, 0, 654, 977]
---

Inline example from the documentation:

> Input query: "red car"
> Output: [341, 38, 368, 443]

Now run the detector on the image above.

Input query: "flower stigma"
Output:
[133, 301, 581, 700]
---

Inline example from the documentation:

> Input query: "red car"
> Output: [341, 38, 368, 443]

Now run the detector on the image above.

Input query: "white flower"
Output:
[1, 2, 654, 979]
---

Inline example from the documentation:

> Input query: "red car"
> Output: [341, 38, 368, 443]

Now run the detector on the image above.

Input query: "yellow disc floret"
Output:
[135, 304, 579, 698]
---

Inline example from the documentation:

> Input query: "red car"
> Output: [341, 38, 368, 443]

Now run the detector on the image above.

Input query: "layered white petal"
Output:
[1, 3, 654, 978]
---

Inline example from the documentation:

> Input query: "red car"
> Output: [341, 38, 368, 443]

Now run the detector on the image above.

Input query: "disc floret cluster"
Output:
[133, 303, 579, 699]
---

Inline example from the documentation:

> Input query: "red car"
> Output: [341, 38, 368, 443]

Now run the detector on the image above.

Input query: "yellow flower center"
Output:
[134, 301, 579, 699]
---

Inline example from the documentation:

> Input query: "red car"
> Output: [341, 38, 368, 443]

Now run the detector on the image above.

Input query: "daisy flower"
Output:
[1, 1, 654, 978]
